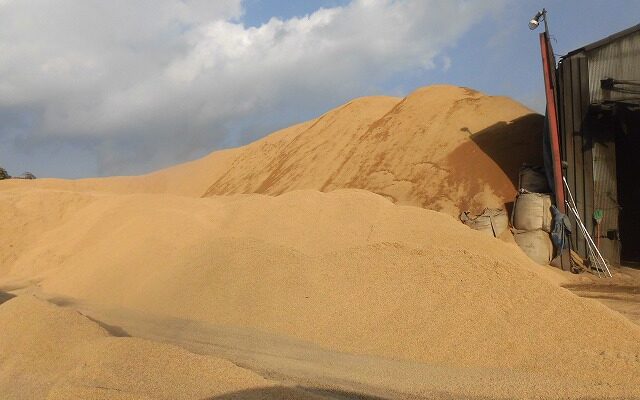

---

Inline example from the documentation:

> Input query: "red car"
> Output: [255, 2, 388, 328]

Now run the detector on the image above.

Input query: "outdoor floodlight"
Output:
[529, 9, 546, 30]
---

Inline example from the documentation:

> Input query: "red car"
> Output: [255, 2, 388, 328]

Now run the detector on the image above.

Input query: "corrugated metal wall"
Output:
[556, 27, 640, 266]
[589, 119, 621, 262]
[588, 30, 640, 104]
[557, 54, 594, 259]
[556, 29, 640, 265]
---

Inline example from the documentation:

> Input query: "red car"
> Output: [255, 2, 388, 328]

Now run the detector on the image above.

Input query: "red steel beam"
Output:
[539, 31, 565, 213]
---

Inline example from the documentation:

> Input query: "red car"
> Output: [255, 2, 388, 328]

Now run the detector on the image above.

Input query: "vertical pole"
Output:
[540, 31, 566, 213]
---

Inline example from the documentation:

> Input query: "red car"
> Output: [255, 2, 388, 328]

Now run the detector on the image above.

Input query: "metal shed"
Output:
[556, 24, 640, 266]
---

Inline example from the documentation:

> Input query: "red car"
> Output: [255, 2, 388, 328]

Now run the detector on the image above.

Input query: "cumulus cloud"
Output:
[0, 0, 502, 177]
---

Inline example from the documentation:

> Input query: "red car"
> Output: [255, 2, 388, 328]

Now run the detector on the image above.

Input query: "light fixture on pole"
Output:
[530, 7, 567, 215]
[529, 8, 547, 31]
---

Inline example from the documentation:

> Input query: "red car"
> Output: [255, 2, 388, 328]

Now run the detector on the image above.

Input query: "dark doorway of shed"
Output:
[616, 105, 640, 266]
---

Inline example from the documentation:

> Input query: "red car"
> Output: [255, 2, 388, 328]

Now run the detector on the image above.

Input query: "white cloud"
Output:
[441, 55, 452, 72]
[0, 0, 503, 176]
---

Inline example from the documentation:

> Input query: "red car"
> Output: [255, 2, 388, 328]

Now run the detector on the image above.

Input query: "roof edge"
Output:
[565, 23, 640, 58]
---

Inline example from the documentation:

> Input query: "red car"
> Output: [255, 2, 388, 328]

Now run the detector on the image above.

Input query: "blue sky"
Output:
[1, 0, 638, 178]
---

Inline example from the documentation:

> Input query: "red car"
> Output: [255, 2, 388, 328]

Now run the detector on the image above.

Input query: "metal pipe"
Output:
[563, 177, 612, 277]
[566, 201, 606, 276]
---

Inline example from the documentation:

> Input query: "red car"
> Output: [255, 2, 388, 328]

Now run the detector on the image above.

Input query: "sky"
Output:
[1, 0, 639, 178]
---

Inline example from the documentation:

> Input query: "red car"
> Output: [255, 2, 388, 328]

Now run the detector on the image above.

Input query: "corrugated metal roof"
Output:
[587, 30, 640, 104]
[565, 23, 640, 57]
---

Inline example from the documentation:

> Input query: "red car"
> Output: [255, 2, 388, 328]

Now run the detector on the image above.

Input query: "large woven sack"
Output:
[513, 192, 552, 232]
[513, 229, 553, 265]
[460, 208, 508, 238]
[519, 164, 550, 193]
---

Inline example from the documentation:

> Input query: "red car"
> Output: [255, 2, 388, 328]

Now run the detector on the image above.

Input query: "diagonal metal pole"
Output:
[563, 177, 612, 277]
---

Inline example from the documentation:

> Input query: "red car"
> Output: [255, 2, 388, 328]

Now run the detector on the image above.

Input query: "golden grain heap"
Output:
[1, 85, 638, 399]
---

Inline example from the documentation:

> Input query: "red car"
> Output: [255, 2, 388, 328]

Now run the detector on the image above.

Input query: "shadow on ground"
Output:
[202, 386, 489, 400]
[467, 113, 544, 188]
[0, 291, 16, 305]
[445, 114, 543, 211]
[203, 386, 392, 400]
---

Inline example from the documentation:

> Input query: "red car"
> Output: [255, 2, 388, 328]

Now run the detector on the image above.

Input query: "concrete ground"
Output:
[563, 265, 640, 325]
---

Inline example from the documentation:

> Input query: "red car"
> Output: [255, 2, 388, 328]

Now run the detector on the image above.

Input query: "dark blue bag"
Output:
[550, 205, 571, 250]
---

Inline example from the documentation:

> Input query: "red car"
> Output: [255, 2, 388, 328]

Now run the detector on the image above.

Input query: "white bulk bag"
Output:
[519, 165, 551, 193]
[513, 229, 553, 265]
[512, 192, 552, 232]
[460, 208, 508, 238]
